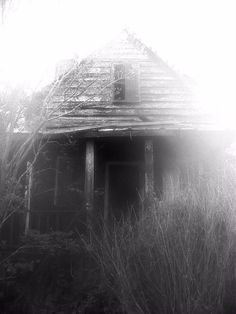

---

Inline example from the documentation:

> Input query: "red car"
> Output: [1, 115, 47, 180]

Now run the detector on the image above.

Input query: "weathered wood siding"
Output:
[45, 31, 209, 134]
[29, 139, 86, 232]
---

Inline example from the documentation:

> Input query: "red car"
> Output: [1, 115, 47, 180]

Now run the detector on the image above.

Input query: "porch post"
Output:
[144, 138, 154, 207]
[24, 161, 33, 235]
[85, 140, 95, 219]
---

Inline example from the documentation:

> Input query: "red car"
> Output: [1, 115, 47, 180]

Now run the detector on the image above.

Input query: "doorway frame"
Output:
[104, 161, 144, 221]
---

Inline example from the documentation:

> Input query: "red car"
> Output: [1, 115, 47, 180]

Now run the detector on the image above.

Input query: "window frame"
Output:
[113, 63, 126, 101]
[112, 62, 140, 103]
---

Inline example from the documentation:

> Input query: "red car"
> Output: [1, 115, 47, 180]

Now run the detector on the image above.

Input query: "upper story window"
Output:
[113, 63, 140, 103]
[114, 64, 126, 100]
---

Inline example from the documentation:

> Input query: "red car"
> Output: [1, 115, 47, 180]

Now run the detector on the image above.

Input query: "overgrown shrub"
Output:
[1, 161, 236, 314]
[90, 165, 236, 314]
[0, 230, 121, 314]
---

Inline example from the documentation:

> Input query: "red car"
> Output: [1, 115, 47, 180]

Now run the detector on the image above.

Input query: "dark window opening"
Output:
[114, 64, 125, 100]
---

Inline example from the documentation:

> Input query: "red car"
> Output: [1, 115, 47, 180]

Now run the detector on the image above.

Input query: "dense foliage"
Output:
[0, 230, 121, 314]
[89, 165, 236, 314]
[0, 173, 235, 314]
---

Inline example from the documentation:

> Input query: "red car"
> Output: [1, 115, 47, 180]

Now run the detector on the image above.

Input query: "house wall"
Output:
[30, 137, 147, 230]
[30, 138, 86, 232]
[28, 134, 215, 233]
[45, 32, 202, 134]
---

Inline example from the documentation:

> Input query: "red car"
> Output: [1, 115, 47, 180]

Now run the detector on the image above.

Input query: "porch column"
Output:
[144, 138, 154, 207]
[84, 140, 95, 217]
[24, 161, 33, 235]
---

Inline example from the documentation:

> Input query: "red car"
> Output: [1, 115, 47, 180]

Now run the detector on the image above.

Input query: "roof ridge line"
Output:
[124, 29, 192, 89]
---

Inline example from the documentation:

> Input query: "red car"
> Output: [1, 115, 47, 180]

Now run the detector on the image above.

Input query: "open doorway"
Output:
[104, 162, 143, 221]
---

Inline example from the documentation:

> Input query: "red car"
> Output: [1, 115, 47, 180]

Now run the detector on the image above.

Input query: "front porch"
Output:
[28, 136, 158, 234]
[1, 134, 206, 243]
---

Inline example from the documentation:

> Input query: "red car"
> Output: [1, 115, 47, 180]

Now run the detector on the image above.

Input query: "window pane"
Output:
[114, 64, 125, 100]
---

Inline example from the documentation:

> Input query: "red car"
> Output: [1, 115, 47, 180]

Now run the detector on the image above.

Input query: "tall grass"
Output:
[90, 163, 236, 314]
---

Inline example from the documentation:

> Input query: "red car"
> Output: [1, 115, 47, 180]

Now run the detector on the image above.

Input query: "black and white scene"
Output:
[0, 0, 236, 313]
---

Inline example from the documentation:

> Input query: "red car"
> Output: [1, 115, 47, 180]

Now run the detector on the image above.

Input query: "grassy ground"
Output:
[1, 161, 236, 313]
[89, 163, 236, 314]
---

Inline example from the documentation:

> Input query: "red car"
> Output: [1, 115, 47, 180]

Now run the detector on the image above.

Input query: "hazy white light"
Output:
[0, 0, 235, 127]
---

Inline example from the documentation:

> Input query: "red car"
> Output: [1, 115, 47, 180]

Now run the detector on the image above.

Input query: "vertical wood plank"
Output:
[144, 138, 154, 206]
[55, 213, 60, 231]
[37, 212, 41, 233]
[54, 157, 60, 206]
[46, 214, 50, 232]
[85, 140, 95, 218]
[104, 164, 109, 222]
[24, 161, 33, 235]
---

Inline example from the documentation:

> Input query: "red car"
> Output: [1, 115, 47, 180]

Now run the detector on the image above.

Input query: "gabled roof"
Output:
[36, 30, 214, 136]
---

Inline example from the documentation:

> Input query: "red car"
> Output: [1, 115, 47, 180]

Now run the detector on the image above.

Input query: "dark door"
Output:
[105, 163, 142, 221]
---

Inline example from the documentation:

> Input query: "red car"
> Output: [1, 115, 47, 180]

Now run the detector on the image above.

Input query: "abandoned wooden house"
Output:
[3, 30, 232, 240]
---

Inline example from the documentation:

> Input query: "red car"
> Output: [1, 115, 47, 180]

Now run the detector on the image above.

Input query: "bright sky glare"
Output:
[0, 0, 236, 127]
